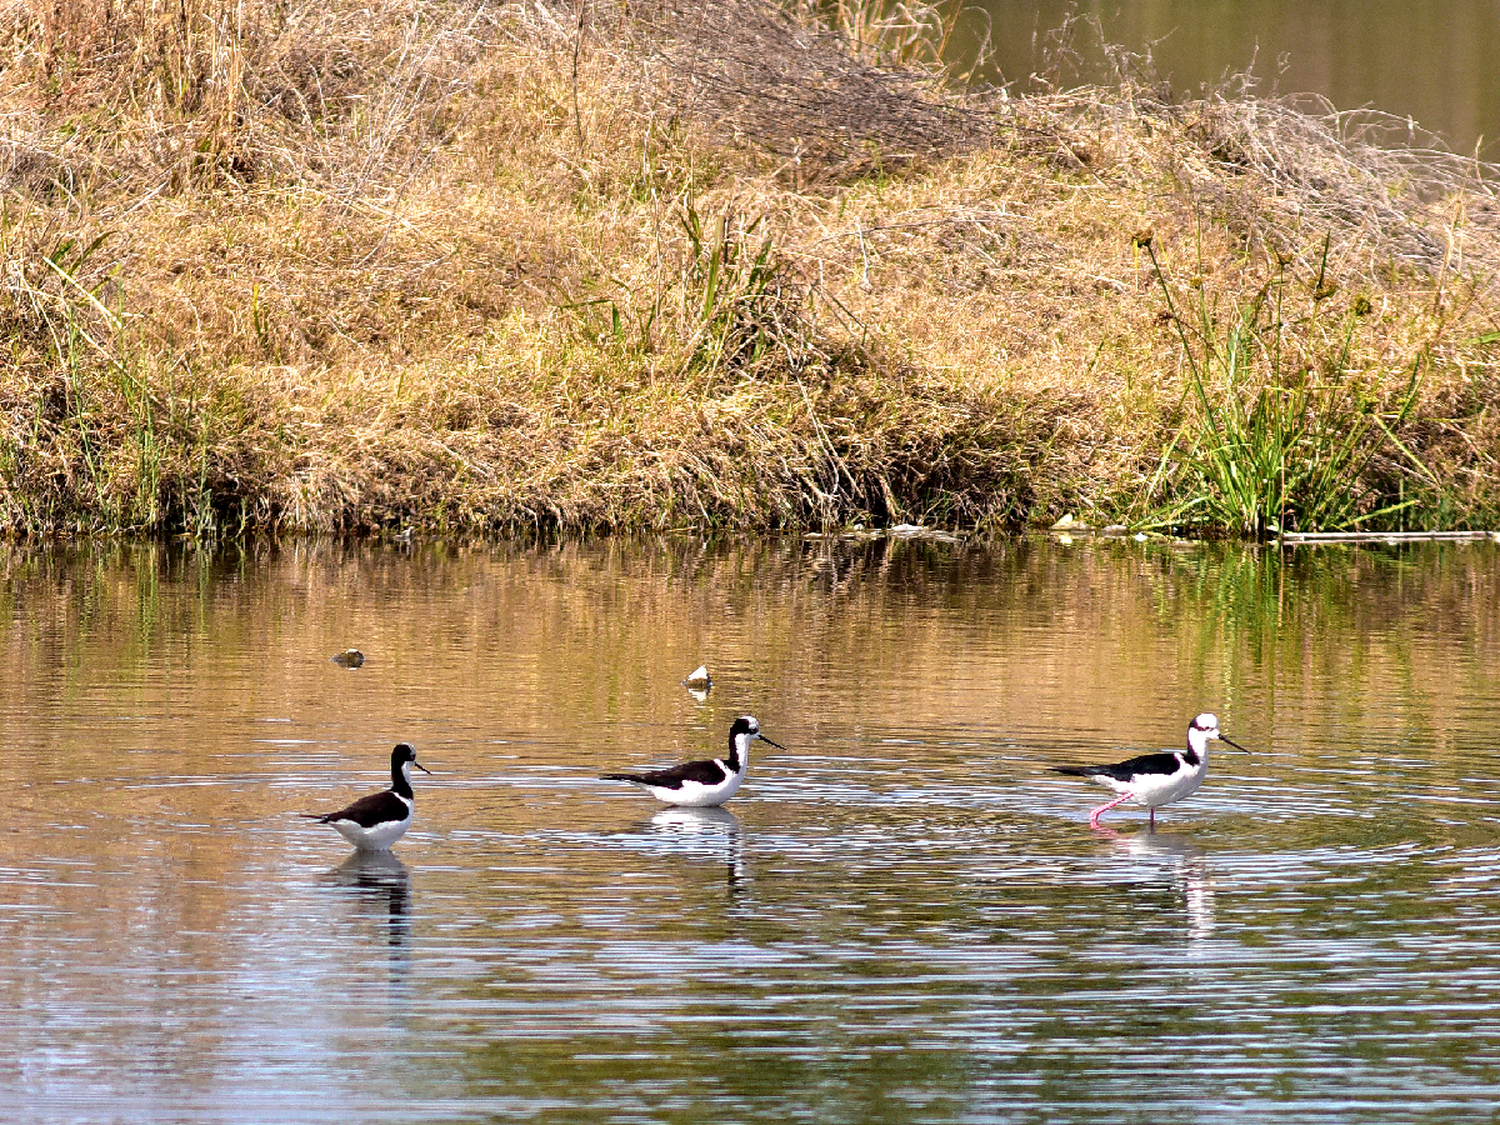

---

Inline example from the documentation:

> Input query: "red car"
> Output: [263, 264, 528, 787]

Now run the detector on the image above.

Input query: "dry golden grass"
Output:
[0, 0, 1497, 536]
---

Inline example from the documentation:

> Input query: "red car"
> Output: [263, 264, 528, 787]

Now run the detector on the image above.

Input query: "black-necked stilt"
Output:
[1052, 712, 1249, 829]
[303, 743, 429, 850]
[601, 715, 785, 807]
[331, 648, 365, 668]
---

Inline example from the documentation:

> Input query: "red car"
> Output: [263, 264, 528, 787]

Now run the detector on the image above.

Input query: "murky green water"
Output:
[4, 536, 1500, 1122]
[956, 0, 1500, 156]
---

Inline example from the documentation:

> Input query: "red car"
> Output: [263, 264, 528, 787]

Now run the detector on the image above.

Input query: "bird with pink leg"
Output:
[1052, 712, 1250, 830]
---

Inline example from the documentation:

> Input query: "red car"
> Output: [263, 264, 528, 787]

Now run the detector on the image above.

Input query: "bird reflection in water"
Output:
[331, 849, 413, 961]
[1096, 827, 1216, 946]
[649, 805, 746, 899]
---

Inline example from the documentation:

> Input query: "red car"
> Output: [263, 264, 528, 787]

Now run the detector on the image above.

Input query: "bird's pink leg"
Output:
[1088, 792, 1134, 828]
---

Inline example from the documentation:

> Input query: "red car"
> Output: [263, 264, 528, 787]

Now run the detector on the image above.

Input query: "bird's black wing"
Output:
[308, 789, 408, 827]
[601, 758, 728, 790]
[1052, 750, 1182, 782]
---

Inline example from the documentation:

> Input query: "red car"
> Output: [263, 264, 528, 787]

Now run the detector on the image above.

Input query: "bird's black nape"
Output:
[390, 742, 430, 773]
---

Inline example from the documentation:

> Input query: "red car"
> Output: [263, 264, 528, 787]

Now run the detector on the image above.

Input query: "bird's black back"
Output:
[601, 758, 731, 790]
[1051, 749, 1188, 782]
[315, 788, 411, 827]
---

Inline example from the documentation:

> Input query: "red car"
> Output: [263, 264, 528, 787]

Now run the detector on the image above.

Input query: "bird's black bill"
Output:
[759, 736, 789, 752]
[413, 761, 433, 774]
[1221, 735, 1251, 753]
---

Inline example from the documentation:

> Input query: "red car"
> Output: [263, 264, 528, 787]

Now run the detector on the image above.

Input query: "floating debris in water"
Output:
[331, 648, 365, 669]
[804, 523, 961, 544]
[682, 665, 712, 697]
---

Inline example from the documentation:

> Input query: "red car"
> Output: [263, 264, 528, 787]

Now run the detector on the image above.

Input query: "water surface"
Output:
[3, 536, 1500, 1121]
[958, 1, 1500, 156]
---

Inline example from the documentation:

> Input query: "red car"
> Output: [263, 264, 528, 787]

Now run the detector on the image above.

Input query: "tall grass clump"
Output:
[678, 204, 788, 375]
[1133, 233, 1441, 538]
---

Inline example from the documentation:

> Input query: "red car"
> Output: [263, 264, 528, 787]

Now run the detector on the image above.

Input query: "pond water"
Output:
[957, 0, 1500, 157]
[4, 535, 1500, 1122]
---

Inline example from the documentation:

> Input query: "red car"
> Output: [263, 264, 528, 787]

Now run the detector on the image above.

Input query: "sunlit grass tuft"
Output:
[1134, 234, 1438, 538]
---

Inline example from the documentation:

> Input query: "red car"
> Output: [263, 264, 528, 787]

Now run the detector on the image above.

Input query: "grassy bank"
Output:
[2, 0, 1497, 538]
